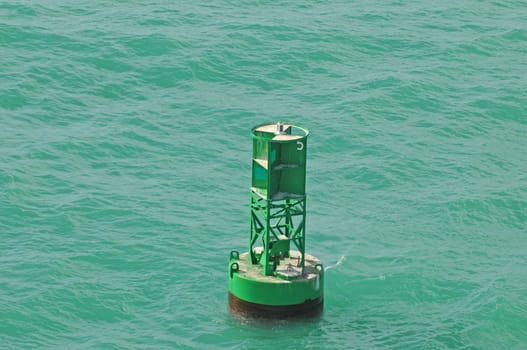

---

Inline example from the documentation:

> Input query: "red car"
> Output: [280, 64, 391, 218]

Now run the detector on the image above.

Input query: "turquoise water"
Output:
[1, 1, 526, 348]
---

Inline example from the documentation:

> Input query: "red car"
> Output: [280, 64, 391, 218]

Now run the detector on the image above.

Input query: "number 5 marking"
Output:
[297, 141, 304, 151]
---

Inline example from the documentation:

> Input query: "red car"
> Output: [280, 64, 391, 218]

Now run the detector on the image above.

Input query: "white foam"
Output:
[325, 255, 346, 271]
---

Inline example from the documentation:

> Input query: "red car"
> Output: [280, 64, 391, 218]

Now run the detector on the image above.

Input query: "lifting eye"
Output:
[230, 250, 239, 260]
[230, 262, 239, 278]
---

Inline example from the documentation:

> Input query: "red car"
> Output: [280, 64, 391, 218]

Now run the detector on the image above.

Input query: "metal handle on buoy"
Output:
[230, 262, 239, 278]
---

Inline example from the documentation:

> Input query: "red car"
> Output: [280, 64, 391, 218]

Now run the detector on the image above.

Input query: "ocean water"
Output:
[1, 1, 526, 349]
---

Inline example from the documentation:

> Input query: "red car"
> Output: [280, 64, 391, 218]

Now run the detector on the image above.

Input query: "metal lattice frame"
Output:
[249, 192, 306, 276]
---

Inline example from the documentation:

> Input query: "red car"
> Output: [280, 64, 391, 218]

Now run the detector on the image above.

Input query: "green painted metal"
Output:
[249, 123, 309, 276]
[228, 122, 324, 311]
[229, 268, 323, 306]
[229, 252, 324, 306]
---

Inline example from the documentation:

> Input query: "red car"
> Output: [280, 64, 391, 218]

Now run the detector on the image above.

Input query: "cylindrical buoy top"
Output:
[251, 123, 309, 142]
[251, 123, 309, 200]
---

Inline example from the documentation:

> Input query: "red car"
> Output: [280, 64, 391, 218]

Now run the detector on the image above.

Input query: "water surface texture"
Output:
[1, 1, 526, 349]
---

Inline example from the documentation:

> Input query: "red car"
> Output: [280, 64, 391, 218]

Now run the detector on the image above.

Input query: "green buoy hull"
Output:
[229, 123, 324, 318]
[228, 251, 324, 316]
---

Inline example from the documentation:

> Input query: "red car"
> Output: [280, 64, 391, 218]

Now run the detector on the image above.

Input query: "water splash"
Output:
[325, 255, 346, 271]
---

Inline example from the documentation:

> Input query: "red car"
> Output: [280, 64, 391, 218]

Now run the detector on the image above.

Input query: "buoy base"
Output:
[229, 292, 323, 319]
[228, 250, 324, 319]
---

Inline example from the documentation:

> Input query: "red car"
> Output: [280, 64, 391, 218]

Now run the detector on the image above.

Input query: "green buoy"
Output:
[228, 122, 324, 319]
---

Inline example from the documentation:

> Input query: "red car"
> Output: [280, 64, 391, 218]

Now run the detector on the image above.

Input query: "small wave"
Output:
[325, 255, 346, 271]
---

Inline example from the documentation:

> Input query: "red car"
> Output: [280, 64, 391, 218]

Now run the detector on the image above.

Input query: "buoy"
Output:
[228, 123, 324, 319]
